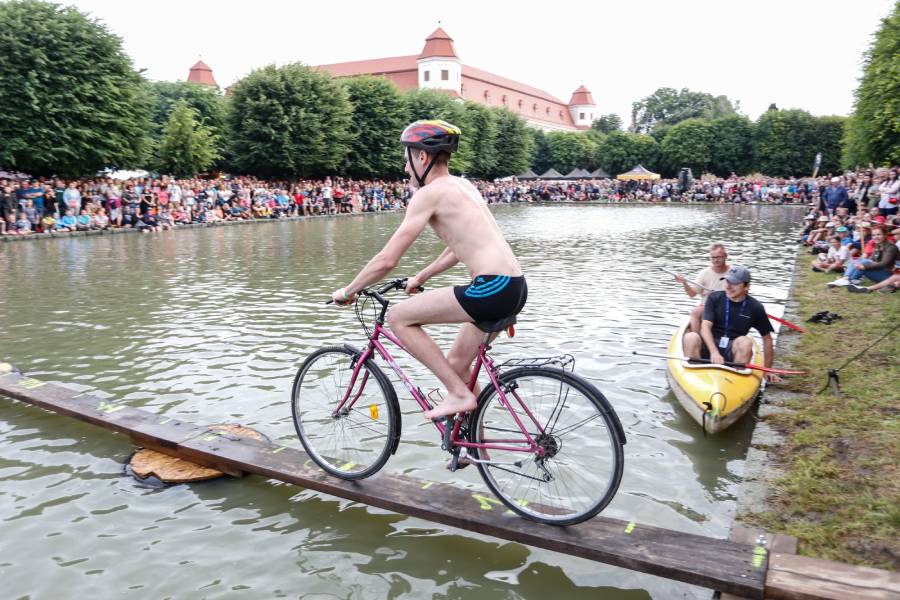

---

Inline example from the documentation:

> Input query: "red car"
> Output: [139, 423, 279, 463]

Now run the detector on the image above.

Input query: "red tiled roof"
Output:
[568, 84, 594, 105]
[316, 55, 418, 78]
[419, 27, 458, 59]
[462, 65, 566, 106]
[188, 60, 217, 87]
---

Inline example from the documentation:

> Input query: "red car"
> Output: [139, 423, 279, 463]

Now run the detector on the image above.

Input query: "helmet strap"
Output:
[407, 147, 437, 188]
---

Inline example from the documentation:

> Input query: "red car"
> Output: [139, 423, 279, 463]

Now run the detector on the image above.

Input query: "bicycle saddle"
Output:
[475, 315, 517, 333]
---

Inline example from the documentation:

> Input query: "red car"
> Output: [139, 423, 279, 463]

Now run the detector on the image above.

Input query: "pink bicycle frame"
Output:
[333, 322, 547, 455]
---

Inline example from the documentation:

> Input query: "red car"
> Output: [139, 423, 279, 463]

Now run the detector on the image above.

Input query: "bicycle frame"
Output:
[333, 321, 547, 456]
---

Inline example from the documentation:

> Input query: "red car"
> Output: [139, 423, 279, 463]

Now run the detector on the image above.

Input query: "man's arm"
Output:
[337, 192, 434, 299]
[409, 247, 459, 289]
[762, 334, 774, 369]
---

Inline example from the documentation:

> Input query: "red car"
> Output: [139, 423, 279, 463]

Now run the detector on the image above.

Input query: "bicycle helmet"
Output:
[401, 120, 460, 187]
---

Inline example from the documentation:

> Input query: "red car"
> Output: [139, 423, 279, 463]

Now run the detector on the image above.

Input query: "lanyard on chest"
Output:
[724, 298, 747, 338]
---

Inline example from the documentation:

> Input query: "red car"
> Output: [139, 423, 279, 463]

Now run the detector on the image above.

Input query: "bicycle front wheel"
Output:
[468, 367, 625, 525]
[292, 345, 400, 480]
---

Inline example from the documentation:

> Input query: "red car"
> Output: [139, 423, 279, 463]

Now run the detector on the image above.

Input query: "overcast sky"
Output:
[67, 0, 893, 126]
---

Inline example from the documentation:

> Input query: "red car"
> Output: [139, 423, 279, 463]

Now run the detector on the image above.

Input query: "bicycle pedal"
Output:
[441, 417, 453, 451]
[449, 452, 460, 472]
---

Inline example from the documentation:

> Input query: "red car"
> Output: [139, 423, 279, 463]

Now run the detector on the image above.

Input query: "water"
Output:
[0, 204, 802, 598]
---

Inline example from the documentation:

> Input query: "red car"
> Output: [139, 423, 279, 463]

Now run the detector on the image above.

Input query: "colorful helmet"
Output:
[400, 120, 460, 154]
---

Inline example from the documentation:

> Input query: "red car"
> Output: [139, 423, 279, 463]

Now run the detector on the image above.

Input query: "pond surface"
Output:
[0, 204, 802, 598]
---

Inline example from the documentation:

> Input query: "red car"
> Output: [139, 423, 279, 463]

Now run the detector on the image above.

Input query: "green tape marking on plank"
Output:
[472, 493, 503, 511]
[97, 400, 126, 414]
[271, 446, 286, 454]
[18, 378, 47, 390]
[421, 481, 434, 490]
[625, 521, 636, 534]
[752, 546, 767, 568]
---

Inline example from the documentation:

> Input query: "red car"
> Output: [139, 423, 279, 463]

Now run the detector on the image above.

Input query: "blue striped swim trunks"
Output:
[453, 274, 527, 322]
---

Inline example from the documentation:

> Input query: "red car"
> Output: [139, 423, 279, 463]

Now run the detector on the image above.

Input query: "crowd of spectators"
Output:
[797, 167, 900, 293]
[2, 167, 898, 242]
[1, 176, 412, 235]
[477, 166, 900, 207]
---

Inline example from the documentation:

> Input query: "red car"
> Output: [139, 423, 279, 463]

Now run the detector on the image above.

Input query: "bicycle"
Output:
[291, 278, 626, 525]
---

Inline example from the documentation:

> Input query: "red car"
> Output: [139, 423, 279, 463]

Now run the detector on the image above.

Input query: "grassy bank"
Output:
[743, 252, 899, 569]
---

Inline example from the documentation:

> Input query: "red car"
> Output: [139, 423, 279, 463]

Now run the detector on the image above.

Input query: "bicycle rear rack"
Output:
[496, 354, 575, 372]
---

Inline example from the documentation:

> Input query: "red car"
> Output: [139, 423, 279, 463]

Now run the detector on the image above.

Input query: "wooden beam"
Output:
[765, 553, 900, 600]
[0, 369, 781, 598]
[721, 526, 799, 600]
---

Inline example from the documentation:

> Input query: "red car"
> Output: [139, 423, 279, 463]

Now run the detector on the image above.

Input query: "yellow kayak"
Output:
[665, 320, 764, 434]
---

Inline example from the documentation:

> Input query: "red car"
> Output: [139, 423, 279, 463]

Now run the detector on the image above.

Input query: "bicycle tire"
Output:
[467, 366, 625, 526]
[292, 345, 400, 480]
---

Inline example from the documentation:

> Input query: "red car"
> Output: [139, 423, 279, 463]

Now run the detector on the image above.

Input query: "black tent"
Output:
[590, 167, 610, 179]
[538, 168, 565, 180]
[516, 169, 539, 180]
[564, 168, 593, 179]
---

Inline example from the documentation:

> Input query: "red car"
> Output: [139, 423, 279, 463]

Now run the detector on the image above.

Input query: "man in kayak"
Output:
[682, 265, 780, 383]
[673, 243, 729, 333]
[331, 120, 527, 420]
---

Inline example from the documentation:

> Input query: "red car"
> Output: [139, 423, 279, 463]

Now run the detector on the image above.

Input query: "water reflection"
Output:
[0, 205, 801, 598]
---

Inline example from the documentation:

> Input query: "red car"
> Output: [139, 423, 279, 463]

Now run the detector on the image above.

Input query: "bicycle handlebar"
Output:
[325, 278, 424, 305]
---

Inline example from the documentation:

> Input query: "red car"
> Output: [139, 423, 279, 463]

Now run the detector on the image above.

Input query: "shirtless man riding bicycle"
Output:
[331, 120, 527, 420]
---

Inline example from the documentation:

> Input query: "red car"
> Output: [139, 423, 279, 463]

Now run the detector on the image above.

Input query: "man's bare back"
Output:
[331, 120, 526, 423]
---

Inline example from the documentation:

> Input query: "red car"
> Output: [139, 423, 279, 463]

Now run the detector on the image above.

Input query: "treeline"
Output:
[1, 0, 896, 181]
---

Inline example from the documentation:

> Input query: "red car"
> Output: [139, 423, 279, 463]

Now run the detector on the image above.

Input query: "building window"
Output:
[559, 110, 564, 120]
[502, 95, 508, 107]
[545, 106, 550, 115]
[533, 103, 538, 112]
[579, 112, 585, 120]
[441, 69, 449, 81]
[460, 83, 465, 96]
[424, 70, 430, 82]
[518, 99, 523, 109]
[484, 90, 490, 102]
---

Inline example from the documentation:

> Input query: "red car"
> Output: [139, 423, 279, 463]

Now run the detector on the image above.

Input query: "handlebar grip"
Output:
[325, 300, 334, 305]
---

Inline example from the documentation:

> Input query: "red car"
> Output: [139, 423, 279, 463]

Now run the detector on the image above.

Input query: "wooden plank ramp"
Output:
[2, 369, 898, 599]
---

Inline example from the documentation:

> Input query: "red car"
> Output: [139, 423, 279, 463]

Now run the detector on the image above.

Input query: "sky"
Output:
[66, 0, 894, 126]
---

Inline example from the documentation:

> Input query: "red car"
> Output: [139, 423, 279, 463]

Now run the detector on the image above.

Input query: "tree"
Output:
[341, 76, 408, 179]
[660, 119, 714, 176]
[591, 113, 623, 134]
[227, 63, 352, 178]
[842, 2, 900, 167]
[753, 109, 820, 177]
[546, 132, 596, 174]
[155, 100, 219, 177]
[148, 81, 226, 137]
[0, 0, 151, 177]
[815, 116, 846, 175]
[491, 108, 533, 178]
[631, 87, 738, 134]
[464, 102, 499, 179]
[707, 115, 755, 176]
[403, 89, 472, 174]
[529, 129, 553, 175]
[594, 131, 659, 176]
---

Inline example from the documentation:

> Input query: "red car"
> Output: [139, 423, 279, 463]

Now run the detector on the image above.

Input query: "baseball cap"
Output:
[831, 176, 841, 183]
[825, 222, 836, 227]
[836, 226, 848, 232]
[721, 265, 751, 284]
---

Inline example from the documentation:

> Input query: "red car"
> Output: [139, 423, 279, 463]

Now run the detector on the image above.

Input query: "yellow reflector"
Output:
[370, 404, 379, 420]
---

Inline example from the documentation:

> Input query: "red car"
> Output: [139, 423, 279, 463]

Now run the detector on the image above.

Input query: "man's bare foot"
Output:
[423, 391, 477, 420]
[446, 456, 472, 471]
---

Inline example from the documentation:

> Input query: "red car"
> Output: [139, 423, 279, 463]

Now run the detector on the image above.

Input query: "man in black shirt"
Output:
[683, 265, 780, 382]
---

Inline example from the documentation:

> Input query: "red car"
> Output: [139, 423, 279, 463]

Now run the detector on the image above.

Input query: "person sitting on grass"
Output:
[76, 209, 92, 231]
[56, 209, 77, 232]
[812, 236, 849, 273]
[829, 226, 898, 287]
[93, 207, 110, 230]
[15, 211, 32, 235]
[848, 271, 900, 294]
[41, 213, 56, 232]
[3, 213, 17, 235]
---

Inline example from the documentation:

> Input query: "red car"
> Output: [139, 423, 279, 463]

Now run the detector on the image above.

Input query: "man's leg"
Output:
[386, 287, 477, 419]
[689, 304, 704, 334]
[683, 331, 703, 359]
[731, 336, 753, 364]
[863, 268, 892, 284]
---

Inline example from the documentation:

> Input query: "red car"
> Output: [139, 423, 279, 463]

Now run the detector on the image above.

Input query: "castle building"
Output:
[187, 60, 218, 87]
[316, 28, 595, 132]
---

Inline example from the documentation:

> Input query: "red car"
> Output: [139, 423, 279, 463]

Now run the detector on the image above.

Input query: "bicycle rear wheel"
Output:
[468, 367, 625, 525]
[292, 345, 400, 480]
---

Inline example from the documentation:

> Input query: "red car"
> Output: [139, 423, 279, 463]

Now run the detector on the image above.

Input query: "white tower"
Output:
[417, 27, 461, 95]
[568, 85, 596, 129]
